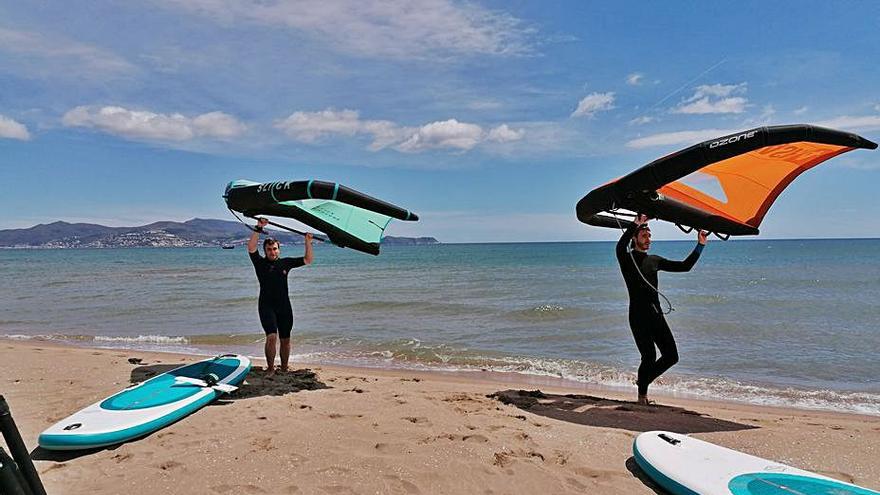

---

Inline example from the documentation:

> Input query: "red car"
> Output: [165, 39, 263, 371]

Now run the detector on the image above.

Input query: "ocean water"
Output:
[2, 240, 879, 414]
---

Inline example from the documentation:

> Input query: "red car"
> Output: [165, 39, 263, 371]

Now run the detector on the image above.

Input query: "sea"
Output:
[2, 239, 879, 415]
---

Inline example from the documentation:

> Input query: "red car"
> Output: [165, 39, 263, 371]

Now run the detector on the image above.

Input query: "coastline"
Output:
[3, 339, 878, 494]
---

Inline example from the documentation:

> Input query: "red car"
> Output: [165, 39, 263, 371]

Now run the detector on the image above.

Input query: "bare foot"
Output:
[265, 366, 276, 378]
[637, 395, 653, 406]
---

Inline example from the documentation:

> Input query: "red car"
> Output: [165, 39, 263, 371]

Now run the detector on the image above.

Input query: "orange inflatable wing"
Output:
[576, 125, 877, 236]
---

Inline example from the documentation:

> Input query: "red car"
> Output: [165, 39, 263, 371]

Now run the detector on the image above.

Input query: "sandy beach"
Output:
[2, 339, 878, 494]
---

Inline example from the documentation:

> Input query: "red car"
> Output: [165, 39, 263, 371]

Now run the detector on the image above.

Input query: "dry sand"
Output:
[2, 339, 878, 494]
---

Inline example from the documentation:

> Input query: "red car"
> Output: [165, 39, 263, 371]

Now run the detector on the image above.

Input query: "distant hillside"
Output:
[0, 219, 439, 248]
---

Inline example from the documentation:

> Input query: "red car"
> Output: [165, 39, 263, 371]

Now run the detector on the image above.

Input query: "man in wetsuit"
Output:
[617, 214, 707, 405]
[247, 217, 313, 377]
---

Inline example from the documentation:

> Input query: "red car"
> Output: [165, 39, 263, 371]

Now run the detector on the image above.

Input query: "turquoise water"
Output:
[2, 240, 879, 414]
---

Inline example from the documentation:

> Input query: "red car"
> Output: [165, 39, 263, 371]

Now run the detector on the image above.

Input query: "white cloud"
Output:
[674, 97, 747, 114]
[815, 115, 880, 131]
[626, 73, 644, 86]
[192, 111, 248, 138]
[571, 92, 615, 118]
[629, 116, 654, 126]
[0, 28, 135, 78]
[673, 83, 748, 114]
[874, 104, 880, 113]
[276, 108, 523, 153]
[0, 115, 31, 140]
[395, 119, 484, 152]
[626, 128, 738, 149]
[275, 109, 374, 143]
[486, 124, 524, 143]
[793, 106, 809, 116]
[62, 106, 246, 141]
[158, 0, 535, 60]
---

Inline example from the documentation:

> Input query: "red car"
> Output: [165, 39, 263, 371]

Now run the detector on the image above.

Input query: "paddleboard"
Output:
[633, 430, 879, 495]
[39, 354, 251, 450]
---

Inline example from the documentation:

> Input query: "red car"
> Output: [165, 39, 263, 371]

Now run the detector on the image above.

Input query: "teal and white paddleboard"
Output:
[39, 354, 251, 450]
[633, 430, 879, 495]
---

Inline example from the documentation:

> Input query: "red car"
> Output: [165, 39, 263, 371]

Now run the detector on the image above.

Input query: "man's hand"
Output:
[304, 232, 313, 243]
[256, 217, 268, 230]
[698, 230, 709, 245]
[634, 213, 649, 226]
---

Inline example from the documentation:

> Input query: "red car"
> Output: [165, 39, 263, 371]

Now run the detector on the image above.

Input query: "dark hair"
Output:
[630, 224, 650, 249]
[263, 238, 279, 250]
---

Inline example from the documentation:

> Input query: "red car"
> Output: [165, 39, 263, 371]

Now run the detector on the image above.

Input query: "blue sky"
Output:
[1, 1, 878, 242]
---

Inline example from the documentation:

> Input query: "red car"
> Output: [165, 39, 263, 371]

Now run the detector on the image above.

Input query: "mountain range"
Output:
[0, 219, 439, 248]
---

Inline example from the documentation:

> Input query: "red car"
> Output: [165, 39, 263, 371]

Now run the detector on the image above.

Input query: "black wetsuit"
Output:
[616, 224, 703, 396]
[249, 250, 305, 339]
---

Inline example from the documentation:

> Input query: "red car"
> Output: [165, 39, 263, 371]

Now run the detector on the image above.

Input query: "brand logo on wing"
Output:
[257, 182, 295, 193]
[709, 130, 757, 148]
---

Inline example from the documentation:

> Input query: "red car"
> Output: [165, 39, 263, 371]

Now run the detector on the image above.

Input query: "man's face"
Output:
[265, 243, 280, 261]
[635, 228, 651, 251]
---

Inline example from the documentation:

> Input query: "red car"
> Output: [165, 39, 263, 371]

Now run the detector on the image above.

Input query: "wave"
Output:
[504, 304, 589, 322]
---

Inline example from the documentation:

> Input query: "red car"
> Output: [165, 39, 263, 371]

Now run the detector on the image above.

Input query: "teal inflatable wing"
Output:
[224, 180, 419, 256]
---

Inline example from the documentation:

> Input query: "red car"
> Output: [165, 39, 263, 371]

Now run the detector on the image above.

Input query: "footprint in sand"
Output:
[402, 416, 430, 425]
[156, 460, 185, 471]
[514, 432, 530, 441]
[553, 450, 570, 466]
[112, 453, 133, 464]
[382, 474, 421, 494]
[493, 449, 545, 468]
[251, 436, 276, 451]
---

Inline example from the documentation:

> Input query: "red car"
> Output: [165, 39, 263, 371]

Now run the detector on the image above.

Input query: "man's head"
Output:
[263, 238, 280, 261]
[632, 224, 651, 252]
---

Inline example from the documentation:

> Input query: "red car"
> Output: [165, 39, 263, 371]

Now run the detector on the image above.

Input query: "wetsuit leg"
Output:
[646, 314, 679, 384]
[630, 307, 680, 396]
[629, 309, 657, 397]
[276, 303, 293, 340]
[258, 301, 279, 335]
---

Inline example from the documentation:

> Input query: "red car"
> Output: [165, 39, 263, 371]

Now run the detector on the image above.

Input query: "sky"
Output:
[1, 1, 878, 242]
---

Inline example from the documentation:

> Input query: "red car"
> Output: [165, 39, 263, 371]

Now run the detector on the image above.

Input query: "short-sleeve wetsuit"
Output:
[249, 250, 305, 339]
[616, 223, 703, 396]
